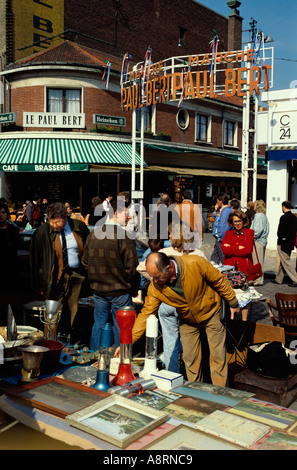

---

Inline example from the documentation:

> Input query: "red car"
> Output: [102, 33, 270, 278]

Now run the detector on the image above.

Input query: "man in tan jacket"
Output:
[132, 252, 239, 386]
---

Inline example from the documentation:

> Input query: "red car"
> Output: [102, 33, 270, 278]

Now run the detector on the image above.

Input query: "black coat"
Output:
[277, 210, 297, 252]
[30, 217, 89, 298]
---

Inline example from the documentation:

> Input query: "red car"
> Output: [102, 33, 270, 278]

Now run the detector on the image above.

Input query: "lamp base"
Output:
[112, 363, 135, 386]
[92, 370, 110, 392]
[20, 368, 40, 382]
[139, 358, 158, 379]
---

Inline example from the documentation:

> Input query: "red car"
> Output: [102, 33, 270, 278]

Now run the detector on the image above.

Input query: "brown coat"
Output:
[54, 231, 84, 283]
[132, 255, 237, 343]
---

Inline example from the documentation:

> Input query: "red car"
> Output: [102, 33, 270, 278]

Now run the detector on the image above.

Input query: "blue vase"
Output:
[92, 369, 110, 391]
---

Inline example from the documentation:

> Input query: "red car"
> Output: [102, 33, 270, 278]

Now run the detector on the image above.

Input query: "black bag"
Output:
[246, 341, 295, 379]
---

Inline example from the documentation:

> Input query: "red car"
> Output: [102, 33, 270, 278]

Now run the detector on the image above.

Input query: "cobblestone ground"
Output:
[201, 232, 297, 325]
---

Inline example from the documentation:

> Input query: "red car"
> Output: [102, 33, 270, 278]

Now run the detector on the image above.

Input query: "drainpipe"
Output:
[5, 78, 11, 112]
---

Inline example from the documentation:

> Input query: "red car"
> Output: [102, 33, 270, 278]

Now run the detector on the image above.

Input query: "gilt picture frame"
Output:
[5, 376, 110, 418]
[141, 424, 242, 450]
[65, 394, 168, 448]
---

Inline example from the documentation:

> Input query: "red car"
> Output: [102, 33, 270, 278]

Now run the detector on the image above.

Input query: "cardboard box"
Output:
[151, 370, 184, 391]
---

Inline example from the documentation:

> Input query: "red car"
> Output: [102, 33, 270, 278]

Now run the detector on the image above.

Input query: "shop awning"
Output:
[0, 137, 143, 171]
[140, 141, 267, 166]
[266, 145, 297, 162]
[146, 165, 267, 179]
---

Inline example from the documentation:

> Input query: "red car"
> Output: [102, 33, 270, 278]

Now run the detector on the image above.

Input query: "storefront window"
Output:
[136, 106, 151, 131]
[47, 88, 81, 113]
[224, 120, 235, 146]
[196, 114, 208, 141]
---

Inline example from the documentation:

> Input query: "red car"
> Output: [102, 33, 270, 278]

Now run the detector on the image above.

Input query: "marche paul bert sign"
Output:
[121, 47, 273, 110]
[23, 112, 85, 128]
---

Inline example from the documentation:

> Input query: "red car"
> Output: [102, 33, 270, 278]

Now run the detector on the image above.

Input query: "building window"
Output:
[196, 114, 210, 142]
[177, 108, 189, 130]
[136, 106, 151, 131]
[47, 88, 81, 113]
[224, 120, 236, 146]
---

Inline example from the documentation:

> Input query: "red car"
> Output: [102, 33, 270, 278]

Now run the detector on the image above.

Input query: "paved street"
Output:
[200, 232, 297, 326]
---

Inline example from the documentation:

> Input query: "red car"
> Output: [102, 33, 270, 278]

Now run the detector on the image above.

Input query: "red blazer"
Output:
[221, 227, 254, 275]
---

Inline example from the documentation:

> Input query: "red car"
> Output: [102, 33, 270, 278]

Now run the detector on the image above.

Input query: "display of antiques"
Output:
[2, 304, 297, 450]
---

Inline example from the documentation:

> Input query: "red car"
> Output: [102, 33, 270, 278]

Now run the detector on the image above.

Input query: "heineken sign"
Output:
[0, 112, 17, 123]
[93, 114, 126, 127]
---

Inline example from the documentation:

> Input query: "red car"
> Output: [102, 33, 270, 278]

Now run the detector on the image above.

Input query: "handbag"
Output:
[246, 242, 263, 281]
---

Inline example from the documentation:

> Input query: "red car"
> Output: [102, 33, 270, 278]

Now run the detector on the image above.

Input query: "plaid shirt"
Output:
[82, 223, 140, 297]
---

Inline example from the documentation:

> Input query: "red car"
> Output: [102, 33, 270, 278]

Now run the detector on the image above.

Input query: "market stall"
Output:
[2, 305, 297, 451]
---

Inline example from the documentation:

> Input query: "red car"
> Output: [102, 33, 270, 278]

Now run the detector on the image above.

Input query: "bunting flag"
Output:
[121, 53, 132, 85]
[140, 47, 152, 81]
[251, 30, 265, 66]
[102, 61, 111, 89]
[209, 30, 219, 77]
[139, 47, 152, 97]
[178, 62, 190, 107]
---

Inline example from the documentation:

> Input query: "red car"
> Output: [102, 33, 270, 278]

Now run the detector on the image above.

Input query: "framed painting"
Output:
[227, 398, 297, 430]
[142, 424, 242, 450]
[131, 389, 177, 409]
[253, 431, 297, 450]
[172, 382, 254, 407]
[172, 396, 228, 414]
[5, 376, 110, 418]
[65, 394, 168, 448]
[196, 410, 270, 448]
[162, 403, 206, 425]
[287, 420, 297, 437]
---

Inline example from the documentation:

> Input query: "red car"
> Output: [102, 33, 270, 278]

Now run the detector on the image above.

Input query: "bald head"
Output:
[146, 252, 173, 285]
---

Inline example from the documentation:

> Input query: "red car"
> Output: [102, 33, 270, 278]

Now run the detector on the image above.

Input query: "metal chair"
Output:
[266, 293, 297, 346]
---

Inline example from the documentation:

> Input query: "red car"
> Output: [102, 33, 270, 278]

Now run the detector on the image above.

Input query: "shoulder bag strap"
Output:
[253, 241, 260, 263]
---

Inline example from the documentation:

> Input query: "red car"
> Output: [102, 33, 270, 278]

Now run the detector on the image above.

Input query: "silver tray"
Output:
[62, 366, 97, 383]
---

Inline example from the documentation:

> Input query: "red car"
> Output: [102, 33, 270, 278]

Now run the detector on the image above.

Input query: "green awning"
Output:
[139, 141, 266, 166]
[0, 137, 143, 171]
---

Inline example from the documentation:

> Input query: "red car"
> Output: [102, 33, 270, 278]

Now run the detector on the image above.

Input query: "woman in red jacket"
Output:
[221, 210, 255, 321]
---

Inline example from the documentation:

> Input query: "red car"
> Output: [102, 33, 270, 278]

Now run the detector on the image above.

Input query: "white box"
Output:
[151, 370, 184, 391]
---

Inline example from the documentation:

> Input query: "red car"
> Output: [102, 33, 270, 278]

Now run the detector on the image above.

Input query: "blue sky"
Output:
[197, 0, 297, 91]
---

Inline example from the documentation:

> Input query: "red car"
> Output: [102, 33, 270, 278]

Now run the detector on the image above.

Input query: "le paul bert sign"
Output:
[23, 112, 85, 128]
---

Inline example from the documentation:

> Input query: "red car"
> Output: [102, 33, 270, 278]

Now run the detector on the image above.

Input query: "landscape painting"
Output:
[254, 431, 297, 450]
[172, 382, 253, 407]
[196, 410, 270, 448]
[228, 398, 297, 430]
[65, 395, 167, 448]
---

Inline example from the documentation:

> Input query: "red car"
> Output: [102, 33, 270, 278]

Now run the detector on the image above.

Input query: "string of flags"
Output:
[101, 61, 111, 89]
[121, 53, 132, 85]
[209, 29, 219, 77]
[251, 30, 265, 66]
[140, 46, 152, 94]
[178, 62, 190, 108]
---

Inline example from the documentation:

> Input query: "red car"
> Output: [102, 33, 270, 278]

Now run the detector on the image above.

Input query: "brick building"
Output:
[0, 0, 267, 213]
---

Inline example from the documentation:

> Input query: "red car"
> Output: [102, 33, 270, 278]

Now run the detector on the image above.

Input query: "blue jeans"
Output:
[91, 293, 132, 350]
[158, 302, 182, 373]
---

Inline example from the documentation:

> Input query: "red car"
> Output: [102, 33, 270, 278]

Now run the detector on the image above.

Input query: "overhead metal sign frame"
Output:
[121, 45, 274, 216]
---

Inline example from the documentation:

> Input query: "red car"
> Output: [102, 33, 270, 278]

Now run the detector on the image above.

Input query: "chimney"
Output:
[227, 0, 243, 51]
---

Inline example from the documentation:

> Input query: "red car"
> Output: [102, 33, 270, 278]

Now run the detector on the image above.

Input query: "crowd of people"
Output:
[0, 189, 297, 387]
